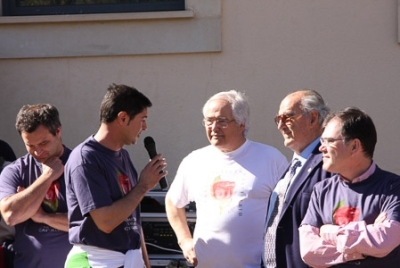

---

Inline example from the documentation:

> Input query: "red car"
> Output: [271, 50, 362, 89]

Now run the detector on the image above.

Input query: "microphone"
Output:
[144, 136, 168, 190]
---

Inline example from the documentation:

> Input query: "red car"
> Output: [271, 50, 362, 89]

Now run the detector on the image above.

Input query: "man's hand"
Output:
[42, 156, 64, 182]
[137, 154, 167, 191]
[374, 212, 387, 224]
[319, 224, 340, 246]
[179, 237, 198, 267]
[89, 154, 168, 234]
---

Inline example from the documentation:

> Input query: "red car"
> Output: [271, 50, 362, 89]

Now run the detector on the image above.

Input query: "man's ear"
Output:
[117, 111, 128, 125]
[309, 110, 319, 127]
[55, 126, 62, 137]
[351, 139, 360, 152]
[239, 123, 246, 135]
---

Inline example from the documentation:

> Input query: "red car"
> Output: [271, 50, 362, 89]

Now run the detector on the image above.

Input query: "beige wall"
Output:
[1, 0, 400, 187]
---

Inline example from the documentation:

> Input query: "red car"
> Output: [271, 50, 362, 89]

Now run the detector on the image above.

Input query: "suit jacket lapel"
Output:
[280, 145, 322, 219]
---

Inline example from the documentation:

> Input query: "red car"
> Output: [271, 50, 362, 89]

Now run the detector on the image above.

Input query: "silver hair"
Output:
[202, 90, 250, 137]
[299, 89, 330, 125]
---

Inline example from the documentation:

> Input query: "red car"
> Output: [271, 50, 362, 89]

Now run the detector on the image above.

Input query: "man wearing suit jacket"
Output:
[262, 89, 332, 268]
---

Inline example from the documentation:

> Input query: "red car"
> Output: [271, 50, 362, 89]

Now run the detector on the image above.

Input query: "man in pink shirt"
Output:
[299, 107, 400, 267]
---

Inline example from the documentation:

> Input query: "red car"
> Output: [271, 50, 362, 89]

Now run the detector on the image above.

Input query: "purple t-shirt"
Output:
[302, 166, 400, 266]
[65, 136, 142, 253]
[302, 166, 400, 227]
[0, 146, 72, 268]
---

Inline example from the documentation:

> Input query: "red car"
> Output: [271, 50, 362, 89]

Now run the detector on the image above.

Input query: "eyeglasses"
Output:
[274, 112, 307, 126]
[202, 117, 236, 128]
[320, 137, 346, 146]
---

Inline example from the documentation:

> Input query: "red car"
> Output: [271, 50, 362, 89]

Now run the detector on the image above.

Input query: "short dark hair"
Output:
[324, 107, 377, 158]
[100, 84, 152, 123]
[15, 104, 61, 136]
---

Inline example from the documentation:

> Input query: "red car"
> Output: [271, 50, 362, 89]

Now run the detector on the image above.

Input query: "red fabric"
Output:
[0, 246, 6, 268]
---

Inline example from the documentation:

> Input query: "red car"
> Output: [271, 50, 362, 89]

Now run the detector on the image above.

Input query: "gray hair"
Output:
[299, 89, 330, 125]
[203, 90, 250, 137]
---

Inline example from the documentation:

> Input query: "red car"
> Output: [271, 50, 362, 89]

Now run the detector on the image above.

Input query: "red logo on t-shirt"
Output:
[211, 175, 236, 214]
[332, 200, 360, 225]
[212, 180, 235, 200]
[43, 181, 60, 212]
[118, 172, 132, 195]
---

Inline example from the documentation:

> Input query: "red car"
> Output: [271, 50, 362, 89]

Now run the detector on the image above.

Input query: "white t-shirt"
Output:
[168, 139, 288, 268]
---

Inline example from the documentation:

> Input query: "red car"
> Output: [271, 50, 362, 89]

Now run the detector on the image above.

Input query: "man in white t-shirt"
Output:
[166, 90, 288, 268]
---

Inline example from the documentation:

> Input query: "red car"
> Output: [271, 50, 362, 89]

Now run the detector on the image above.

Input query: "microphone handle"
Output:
[159, 176, 168, 190]
[144, 137, 168, 190]
[147, 148, 168, 190]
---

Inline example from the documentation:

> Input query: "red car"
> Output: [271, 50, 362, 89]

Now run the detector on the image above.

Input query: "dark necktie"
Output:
[263, 158, 302, 267]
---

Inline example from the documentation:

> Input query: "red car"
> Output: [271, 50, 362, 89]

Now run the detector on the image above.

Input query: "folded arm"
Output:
[299, 218, 400, 267]
[299, 224, 363, 268]
[0, 157, 63, 226]
[30, 206, 69, 232]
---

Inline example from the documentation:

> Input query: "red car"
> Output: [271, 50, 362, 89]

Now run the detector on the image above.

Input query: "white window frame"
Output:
[0, 0, 221, 59]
